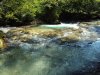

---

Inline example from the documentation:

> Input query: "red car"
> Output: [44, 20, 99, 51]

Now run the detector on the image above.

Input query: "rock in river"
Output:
[0, 30, 7, 50]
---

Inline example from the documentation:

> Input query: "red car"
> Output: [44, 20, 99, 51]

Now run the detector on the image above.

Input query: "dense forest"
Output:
[0, 0, 100, 26]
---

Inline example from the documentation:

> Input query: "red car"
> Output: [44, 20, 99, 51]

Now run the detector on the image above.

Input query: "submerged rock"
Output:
[6, 27, 82, 46]
[60, 29, 81, 43]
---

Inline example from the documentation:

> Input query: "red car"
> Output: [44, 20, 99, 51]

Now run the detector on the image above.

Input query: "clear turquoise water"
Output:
[0, 24, 100, 75]
[0, 41, 99, 75]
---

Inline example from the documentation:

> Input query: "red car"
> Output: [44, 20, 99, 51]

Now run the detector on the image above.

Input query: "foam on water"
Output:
[40, 23, 79, 29]
[0, 27, 16, 33]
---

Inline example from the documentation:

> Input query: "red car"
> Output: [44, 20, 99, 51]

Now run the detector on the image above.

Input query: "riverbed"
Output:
[0, 21, 100, 75]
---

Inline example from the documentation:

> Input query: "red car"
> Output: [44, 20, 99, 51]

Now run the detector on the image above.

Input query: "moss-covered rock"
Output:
[0, 30, 7, 50]
[7, 27, 82, 45]
[60, 33, 80, 43]
[59, 29, 82, 43]
[7, 27, 60, 41]
[0, 39, 6, 49]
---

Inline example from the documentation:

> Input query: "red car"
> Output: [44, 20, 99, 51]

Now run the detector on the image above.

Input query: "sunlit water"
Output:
[40, 22, 79, 29]
[0, 23, 100, 75]
[0, 42, 91, 75]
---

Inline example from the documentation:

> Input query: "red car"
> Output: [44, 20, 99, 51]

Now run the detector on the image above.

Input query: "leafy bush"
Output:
[60, 0, 100, 21]
[0, 0, 43, 26]
[0, 0, 99, 26]
[36, 0, 63, 24]
[62, 0, 99, 14]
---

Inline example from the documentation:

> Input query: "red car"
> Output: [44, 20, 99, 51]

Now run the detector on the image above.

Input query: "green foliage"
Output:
[62, 0, 99, 14]
[0, 0, 43, 25]
[15, 0, 43, 22]
[0, 0, 99, 26]
[37, 0, 63, 23]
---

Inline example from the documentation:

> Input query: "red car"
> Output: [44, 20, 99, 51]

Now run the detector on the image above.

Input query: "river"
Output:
[0, 21, 100, 75]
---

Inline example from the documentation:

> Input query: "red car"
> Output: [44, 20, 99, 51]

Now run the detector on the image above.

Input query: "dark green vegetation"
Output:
[0, 0, 100, 26]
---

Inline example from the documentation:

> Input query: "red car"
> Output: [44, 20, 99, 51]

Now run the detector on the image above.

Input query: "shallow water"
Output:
[0, 39, 100, 75]
[0, 23, 100, 75]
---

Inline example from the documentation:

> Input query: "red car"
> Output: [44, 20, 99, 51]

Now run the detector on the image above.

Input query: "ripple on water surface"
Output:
[0, 41, 99, 75]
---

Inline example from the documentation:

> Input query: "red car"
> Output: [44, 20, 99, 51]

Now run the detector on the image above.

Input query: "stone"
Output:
[0, 30, 7, 50]
[60, 33, 80, 43]
[0, 39, 6, 49]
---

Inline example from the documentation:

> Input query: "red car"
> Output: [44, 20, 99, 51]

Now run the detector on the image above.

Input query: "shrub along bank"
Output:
[0, 0, 99, 26]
